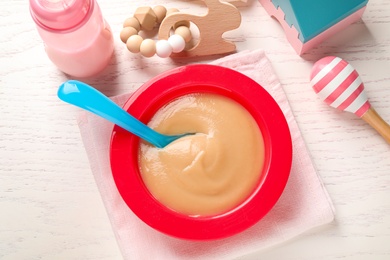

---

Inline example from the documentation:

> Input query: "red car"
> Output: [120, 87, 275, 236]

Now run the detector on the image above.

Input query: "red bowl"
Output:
[110, 64, 292, 240]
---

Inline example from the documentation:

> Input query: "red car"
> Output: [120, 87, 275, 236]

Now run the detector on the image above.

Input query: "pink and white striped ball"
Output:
[310, 56, 371, 117]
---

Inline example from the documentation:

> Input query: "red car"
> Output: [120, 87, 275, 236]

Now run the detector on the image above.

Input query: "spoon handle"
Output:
[57, 80, 167, 147]
[361, 108, 390, 144]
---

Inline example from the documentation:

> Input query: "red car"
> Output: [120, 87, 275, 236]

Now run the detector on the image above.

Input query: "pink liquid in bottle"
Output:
[29, 0, 114, 78]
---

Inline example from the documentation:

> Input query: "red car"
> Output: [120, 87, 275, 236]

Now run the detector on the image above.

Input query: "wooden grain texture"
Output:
[1, 0, 389, 259]
[362, 108, 390, 144]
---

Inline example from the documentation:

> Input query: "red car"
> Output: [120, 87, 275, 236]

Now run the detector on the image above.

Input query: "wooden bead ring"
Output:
[120, 6, 192, 58]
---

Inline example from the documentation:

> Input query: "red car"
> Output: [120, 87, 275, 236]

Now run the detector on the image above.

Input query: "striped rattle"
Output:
[310, 56, 390, 144]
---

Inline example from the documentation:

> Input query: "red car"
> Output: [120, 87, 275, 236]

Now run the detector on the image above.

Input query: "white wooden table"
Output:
[1, 0, 389, 259]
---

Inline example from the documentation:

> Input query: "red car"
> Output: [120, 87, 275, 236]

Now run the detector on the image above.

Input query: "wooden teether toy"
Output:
[158, 0, 241, 57]
[311, 56, 390, 144]
[120, 6, 193, 58]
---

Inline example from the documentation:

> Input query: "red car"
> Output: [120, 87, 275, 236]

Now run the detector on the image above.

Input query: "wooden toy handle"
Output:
[361, 108, 390, 144]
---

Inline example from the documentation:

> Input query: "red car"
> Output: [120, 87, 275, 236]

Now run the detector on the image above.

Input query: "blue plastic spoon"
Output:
[57, 80, 188, 148]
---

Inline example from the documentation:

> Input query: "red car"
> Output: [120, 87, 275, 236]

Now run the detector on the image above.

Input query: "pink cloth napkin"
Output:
[77, 49, 335, 260]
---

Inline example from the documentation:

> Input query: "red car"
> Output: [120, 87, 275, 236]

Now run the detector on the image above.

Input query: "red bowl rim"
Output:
[110, 64, 292, 240]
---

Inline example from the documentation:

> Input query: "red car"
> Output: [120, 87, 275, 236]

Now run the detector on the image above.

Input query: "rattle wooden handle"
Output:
[361, 108, 390, 144]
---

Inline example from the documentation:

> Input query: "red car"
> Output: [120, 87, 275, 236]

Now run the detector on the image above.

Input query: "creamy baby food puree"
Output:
[139, 93, 264, 216]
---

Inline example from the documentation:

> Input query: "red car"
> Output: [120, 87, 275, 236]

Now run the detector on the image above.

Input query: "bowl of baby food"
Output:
[110, 64, 292, 240]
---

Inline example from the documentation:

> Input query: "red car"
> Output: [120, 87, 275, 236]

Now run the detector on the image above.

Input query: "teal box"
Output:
[259, 0, 369, 54]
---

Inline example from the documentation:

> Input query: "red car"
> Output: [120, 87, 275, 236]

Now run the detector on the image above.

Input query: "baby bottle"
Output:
[29, 0, 114, 78]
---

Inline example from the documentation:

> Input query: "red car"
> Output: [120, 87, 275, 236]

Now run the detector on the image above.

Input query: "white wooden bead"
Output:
[156, 40, 172, 58]
[168, 34, 185, 53]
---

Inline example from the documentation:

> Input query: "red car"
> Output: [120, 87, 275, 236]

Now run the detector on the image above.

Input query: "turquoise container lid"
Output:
[271, 0, 368, 43]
